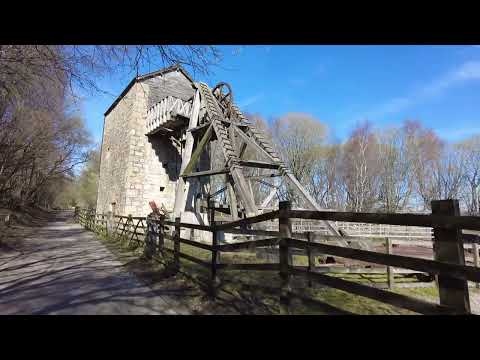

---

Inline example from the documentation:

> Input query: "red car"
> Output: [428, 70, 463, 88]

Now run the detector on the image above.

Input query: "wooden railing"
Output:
[146, 96, 193, 134]
[75, 200, 480, 315]
[75, 208, 147, 246]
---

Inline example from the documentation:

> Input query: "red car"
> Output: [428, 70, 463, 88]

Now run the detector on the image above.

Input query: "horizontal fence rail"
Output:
[75, 199, 480, 315]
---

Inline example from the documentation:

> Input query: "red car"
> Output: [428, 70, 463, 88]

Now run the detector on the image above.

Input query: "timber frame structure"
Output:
[146, 76, 341, 236]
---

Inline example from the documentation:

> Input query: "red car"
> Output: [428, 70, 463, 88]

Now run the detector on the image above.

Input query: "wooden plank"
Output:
[284, 174, 342, 237]
[163, 221, 212, 231]
[215, 210, 280, 231]
[229, 165, 258, 216]
[174, 217, 181, 270]
[238, 160, 280, 170]
[174, 90, 201, 218]
[279, 201, 292, 313]
[216, 263, 279, 271]
[158, 215, 165, 252]
[290, 267, 457, 315]
[431, 200, 470, 314]
[387, 237, 394, 289]
[210, 204, 219, 295]
[233, 124, 277, 162]
[162, 248, 210, 268]
[307, 232, 314, 288]
[187, 122, 210, 134]
[287, 238, 480, 283]
[474, 243, 479, 289]
[287, 209, 480, 232]
[246, 174, 282, 180]
[217, 237, 281, 252]
[227, 179, 239, 220]
[221, 228, 279, 237]
[164, 234, 214, 251]
[261, 186, 278, 208]
[182, 123, 213, 176]
[181, 168, 229, 178]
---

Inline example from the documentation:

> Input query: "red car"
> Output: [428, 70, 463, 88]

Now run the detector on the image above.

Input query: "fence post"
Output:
[307, 231, 314, 288]
[431, 199, 471, 314]
[106, 211, 113, 237]
[210, 201, 219, 297]
[144, 215, 155, 259]
[473, 243, 479, 289]
[158, 214, 165, 254]
[174, 217, 181, 271]
[279, 201, 292, 314]
[386, 237, 394, 289]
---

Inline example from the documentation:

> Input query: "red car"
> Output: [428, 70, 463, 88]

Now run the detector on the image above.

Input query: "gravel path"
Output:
[0, 211, 190, 315]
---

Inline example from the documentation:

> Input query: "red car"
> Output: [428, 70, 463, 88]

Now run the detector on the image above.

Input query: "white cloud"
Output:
[238, 93, 264, 108]
[360, 60, 480, 121]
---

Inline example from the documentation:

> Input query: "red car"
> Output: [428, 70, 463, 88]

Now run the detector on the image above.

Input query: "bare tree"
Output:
[427, 145, 466, 203]
[457, 135, 480, 214]
[308, 143, 345, 209]
[376, 127, 415, 212]
[270, 113, 328, 206]
[0, 45, 221, 209]
[340, 121, 380, 212]
[0, 45, 222, 104]
[403, 120, 444, 210]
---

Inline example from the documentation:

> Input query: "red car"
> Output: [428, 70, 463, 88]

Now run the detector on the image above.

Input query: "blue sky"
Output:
[80, 45, 480, 146]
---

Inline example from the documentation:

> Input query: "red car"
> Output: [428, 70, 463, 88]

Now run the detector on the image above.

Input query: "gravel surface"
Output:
[0, 211, 190, 315]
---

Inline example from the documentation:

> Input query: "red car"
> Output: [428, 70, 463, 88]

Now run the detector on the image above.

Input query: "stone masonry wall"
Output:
[97, 70, 195, 217]
[96, 84, 138, 215]
[127, 82, 184, 217]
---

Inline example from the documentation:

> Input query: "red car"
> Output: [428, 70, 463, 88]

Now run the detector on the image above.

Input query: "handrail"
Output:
[287, 209, 480, 231]
[215, 210, 280, 231]
[286, 238, 480, 282]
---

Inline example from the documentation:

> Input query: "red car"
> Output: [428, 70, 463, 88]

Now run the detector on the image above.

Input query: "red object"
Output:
[149, 201, 160, 214]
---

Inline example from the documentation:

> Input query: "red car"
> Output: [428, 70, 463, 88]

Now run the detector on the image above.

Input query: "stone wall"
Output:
[96, 83, 139, 215]
[97, 69, 196, 218]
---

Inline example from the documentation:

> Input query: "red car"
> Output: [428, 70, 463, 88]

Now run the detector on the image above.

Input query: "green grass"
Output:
[91, 228, 444, 315]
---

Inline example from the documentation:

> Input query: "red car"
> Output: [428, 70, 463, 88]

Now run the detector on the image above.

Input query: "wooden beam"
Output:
[217, 263, 279, 271]
[285, 173, 341, 237]
[238, 160, 280, 170]
[229, 166, 258, 216]
[233, 124, 277, 162]
[474, 243, 480, 289]
[187, 122, 210, 134]
[238, 141, 247, 158]
[290, 267, 456, 315]
[208, 186, 227, 199]
[181, 123, 213, 176]
[431, 200, 470, 314]
[287, 238, 480, 283]
[227, 178, 239, 220]
[174, 90, 201, 218]
[215, 210, 280, 231]
[217, 237, 281, 252]
[261, 186, 278, 208]
[246, 174, 282, 180]
[286, 209, 480, 232]
[182, 168, 230, 179]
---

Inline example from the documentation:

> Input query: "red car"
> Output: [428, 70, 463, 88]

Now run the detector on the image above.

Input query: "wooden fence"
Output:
[75, 208, 147, 247]
[75, 200, 480, 315]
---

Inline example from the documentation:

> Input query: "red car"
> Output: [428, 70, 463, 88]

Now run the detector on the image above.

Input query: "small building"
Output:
[96, 65, 199, 217]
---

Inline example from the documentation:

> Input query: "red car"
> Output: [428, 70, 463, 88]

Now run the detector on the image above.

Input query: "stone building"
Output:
[96, 65, 197, 217]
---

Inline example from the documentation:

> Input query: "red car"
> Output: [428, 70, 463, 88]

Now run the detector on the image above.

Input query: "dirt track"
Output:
[0, 211, 190, 315]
